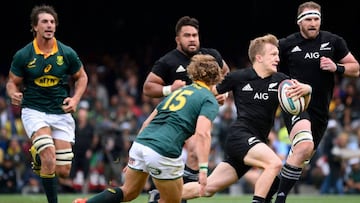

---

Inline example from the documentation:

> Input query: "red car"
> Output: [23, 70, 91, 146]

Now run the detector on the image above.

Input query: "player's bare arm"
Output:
[6, 72, 23, 106]
[62, 66, 88, 113]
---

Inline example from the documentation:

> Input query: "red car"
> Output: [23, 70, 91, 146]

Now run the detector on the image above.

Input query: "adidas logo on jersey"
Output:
[176, 65, 186, 72]
[242, 83, 253, 91]
[291, 46, 302, 52]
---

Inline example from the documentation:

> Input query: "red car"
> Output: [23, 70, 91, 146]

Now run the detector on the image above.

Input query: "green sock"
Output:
[41, 175, 58, 203]
[87, 187, 123, 203]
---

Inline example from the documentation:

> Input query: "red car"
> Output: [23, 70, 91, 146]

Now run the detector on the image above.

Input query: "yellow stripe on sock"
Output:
[40, 173, 56, 178]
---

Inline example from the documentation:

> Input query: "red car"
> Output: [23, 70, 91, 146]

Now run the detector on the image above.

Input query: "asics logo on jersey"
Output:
[27, 58, 37, 68]
[242, 84, 253, 91]
[291, 46, 302, 52]
[44, 64, 52, 73]
[320, 42, 331, 50]
[176, 65, 186, 72]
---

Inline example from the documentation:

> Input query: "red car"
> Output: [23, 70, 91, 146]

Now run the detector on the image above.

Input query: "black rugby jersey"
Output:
[151, 48, 224, 85]
[216, 67, 288, 139]
[278, 31, 349, 123]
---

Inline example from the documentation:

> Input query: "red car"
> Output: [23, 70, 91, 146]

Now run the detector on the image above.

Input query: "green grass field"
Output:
[1, 194, 360, 203]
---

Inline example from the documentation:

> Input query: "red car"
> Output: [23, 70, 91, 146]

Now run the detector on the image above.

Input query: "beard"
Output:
[180, 44, 200, 57]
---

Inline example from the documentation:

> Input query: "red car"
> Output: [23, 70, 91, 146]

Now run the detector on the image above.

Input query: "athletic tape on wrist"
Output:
[162, 85, 172, 96]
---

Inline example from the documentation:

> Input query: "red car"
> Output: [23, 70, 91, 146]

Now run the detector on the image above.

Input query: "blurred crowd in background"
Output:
[1, 52, 360, 195]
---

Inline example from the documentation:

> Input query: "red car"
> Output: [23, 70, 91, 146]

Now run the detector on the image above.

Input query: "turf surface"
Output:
[1, 194, 360, 203]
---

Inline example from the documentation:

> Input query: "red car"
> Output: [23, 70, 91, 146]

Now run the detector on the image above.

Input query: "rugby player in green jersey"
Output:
[6, 5, 88, 203]
[73, 54, 223, 203]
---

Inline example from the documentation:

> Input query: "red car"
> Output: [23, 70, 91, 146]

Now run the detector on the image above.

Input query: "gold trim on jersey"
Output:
[33, 38, 59, 59]
[194, 80, 210, 90]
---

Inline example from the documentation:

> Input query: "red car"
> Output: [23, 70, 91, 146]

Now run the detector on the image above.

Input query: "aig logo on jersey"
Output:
[304, 52, 320, 59]
[254, 92, 269, 100]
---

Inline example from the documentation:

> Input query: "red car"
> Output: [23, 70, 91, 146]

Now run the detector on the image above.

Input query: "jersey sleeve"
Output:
[333, 35, 350, 61]
[216, 70, 241, 94]
[151, 59, 169, 80]
[10, 50, 26, 77]
[199, 96, 219, 121]
[65, 47, 83, 75]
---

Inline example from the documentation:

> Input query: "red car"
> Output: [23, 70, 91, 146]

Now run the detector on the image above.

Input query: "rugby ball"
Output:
[278, 79, 305, 115]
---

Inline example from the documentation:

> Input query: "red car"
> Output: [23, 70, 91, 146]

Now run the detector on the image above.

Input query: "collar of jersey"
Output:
[33, 38, 59, 58]
[194, 80, 210, 90]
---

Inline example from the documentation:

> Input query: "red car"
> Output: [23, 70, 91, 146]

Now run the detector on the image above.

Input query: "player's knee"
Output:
[272, 157, 283, 172]
[33, 135, 56, 170]
[33, 134, 55, 153]
[55, 148, 74, 177]
[291, 130, 314, 163]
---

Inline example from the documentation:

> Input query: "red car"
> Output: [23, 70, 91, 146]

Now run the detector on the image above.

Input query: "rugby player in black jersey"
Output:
[266, 2, 360, 203]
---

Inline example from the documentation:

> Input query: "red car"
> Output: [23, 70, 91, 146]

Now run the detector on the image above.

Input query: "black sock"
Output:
[275, 163, 302, 203]
[252, 195, 265, 203]
[87, 187, 123, 203]
[181, 165, 198, 203]
[183, 165, 199, 183]
[41, 175, 58, 203]
[265, 175, 280, 203]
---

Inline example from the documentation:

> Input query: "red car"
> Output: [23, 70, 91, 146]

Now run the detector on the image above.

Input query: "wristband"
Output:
[335, 64, 345, 74]
[199, 162, 208, 173]
[162, 85, 172, 96]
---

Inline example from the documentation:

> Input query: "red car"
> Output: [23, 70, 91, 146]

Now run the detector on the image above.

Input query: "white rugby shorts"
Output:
[128, 142, 184, 180]
[21, 108, 76, 143]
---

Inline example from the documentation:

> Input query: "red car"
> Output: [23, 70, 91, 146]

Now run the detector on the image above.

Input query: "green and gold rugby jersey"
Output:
[10, 38, 82, 114]
[136, 82, 219, 158]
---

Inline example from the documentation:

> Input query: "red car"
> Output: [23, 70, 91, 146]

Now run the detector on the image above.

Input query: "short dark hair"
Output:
[175, 16, 199, 36]
[30, 5, 59, 36]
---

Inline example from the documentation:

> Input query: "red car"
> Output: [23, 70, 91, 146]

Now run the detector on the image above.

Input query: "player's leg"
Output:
[244, 142, 283, 203]
[182, 161, 239, 200]
[153, 177, 183, 203]
[31, 128, 58, 203]
[183, 135, 199, 183]
[264, 175, 280, 203]
[74, 168, 148, 203]
[148, 137, 198, 203]
[275, 119, 314, 203]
